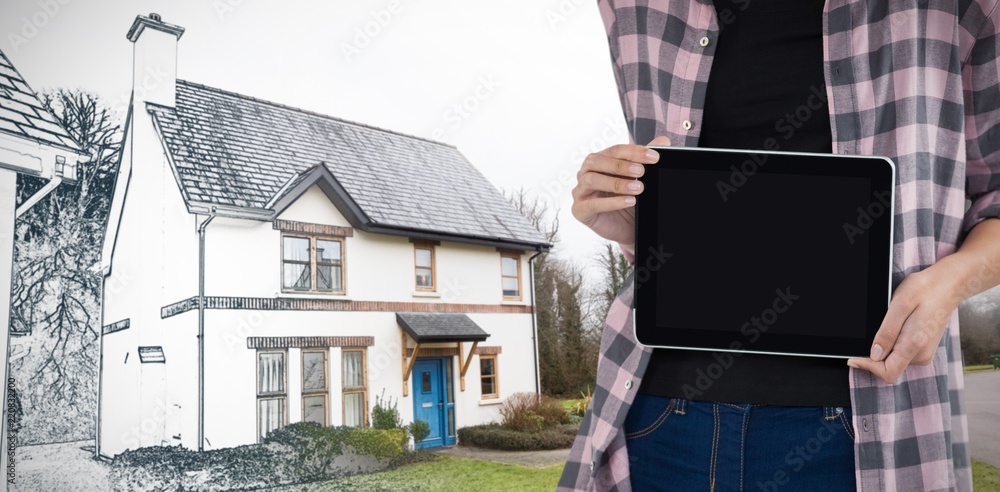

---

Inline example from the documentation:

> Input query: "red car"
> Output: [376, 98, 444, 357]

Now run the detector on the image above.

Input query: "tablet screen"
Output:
[635, 147, 895, 358]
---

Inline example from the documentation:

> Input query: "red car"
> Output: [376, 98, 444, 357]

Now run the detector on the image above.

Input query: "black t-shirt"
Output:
[637, 0, 852, 407]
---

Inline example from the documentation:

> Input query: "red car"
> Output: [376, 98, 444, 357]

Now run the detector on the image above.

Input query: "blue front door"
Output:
[412, 358, 455, 448]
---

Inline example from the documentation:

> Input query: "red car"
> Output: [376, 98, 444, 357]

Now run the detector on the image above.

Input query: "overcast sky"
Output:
[1, 0, 629, 279]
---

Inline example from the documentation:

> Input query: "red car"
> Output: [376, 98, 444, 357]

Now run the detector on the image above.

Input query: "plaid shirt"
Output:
[559, 1, 1000, 490]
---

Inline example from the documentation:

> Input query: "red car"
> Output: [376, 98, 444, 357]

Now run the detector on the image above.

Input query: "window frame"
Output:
[479, 354, 499, 400]
[256, 349, 288, 442]
[499, 252, 522, 301]
[280, 233, 346, 295]
[413, 243, 437, 292]
[341, 348, 368, 427]
[301, 349, 329, 426]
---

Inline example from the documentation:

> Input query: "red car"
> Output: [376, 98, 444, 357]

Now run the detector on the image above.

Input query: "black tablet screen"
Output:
[635, 147, 894, 357]
[657, 169, 872, 339]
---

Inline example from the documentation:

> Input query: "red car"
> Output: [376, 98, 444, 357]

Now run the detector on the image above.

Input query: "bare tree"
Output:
[9, 89, 122, 443]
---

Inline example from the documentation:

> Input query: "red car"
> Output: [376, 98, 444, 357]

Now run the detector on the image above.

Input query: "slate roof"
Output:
[0, 49, 81, 152]
[396, 312, 490, 343]
[147, 80, 549, 249]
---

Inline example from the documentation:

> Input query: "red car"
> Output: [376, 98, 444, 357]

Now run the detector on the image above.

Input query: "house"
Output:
[0, 49, 84, 476]
[95, 14, 550, 458]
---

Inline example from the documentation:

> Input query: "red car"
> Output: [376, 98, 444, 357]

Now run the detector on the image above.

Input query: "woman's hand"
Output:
[571, 136, 671, 250]
[847, 261, 963, 383]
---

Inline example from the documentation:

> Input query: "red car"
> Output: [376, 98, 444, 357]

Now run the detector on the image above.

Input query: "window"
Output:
[257, 350, 286, 441]
[302, 350, 328, 426]
[500, 253, 521, 299]
[414, 243, 436, 291]
[342, 348, 367, 427]
[480, 355, 499, 399]
[282, 235, 344, 293]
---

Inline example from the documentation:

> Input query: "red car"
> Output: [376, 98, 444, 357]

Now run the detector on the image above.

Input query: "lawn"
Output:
[964, 364, 996, 374]
[269, 453, 1000, 491]
[272, 455, 563, 491]
[974, 459, 1000, 491]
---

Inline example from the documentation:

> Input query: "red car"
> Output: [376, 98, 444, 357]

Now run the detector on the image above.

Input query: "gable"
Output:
[275, 184, 351, 228]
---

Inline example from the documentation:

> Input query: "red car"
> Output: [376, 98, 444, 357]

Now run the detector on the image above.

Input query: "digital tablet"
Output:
[633, 146, 895, 358]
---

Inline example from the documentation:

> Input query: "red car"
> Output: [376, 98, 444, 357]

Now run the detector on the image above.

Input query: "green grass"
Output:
[964, 364, 996, 374]
[270, 453, 999, 491]
[561, 399, 582, 411]
[272, 455, 564, 491]
[974, 458, 1000, 491]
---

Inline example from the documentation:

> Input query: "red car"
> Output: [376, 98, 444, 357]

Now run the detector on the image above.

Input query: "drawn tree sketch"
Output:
[8, 90, 121, 444]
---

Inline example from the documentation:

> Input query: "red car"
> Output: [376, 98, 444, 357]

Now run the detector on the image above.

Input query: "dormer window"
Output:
[282, 234, 345, 294]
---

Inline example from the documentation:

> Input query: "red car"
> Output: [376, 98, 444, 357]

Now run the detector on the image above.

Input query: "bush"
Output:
[109, 424, 406, 491]
[499, 392, 571, 432]
[266, 422, 404, 479]
[109, 444, 287, 491]
[457, 423, 577, 451]
[571, 387, 593, 417]
[408, 419, 431, 444]
[371, 390, 404, 430]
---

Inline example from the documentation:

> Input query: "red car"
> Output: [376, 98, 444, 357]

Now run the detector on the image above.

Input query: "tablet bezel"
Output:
[633, 146, 895, 359]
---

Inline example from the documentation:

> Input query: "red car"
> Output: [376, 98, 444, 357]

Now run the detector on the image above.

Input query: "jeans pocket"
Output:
[823, 406, 855, 441]
[624, 394, 677, 440]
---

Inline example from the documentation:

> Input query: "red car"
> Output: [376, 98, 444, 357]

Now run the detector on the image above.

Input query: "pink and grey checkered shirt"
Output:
[558, 1, 1000, 491]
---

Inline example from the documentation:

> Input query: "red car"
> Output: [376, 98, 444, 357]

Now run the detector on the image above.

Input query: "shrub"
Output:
[109, 443, 287, 491]
[108, 425, 407, 490]
[408, 419, 431, 444]
[371, 389, 404, 430]
[572, 386, 593, 417]
[499, 392, 571, 432]
[457, 423, 577, 451]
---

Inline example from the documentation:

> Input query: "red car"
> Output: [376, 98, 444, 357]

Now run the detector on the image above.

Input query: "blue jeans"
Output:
[624, 394, 856, 491]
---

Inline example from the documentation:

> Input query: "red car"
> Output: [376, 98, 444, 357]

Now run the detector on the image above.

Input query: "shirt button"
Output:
[682, 120, 694, 131]
[699, 36, 711, 47]
[624, 380, 633, 389]
[590, 461, 596, 473]
[862, 418, 870, 432]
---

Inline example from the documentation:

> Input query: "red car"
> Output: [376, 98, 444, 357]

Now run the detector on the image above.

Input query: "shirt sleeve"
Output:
[962, 5, 1000, 234]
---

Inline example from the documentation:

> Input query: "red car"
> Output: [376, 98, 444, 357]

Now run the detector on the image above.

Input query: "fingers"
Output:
[648, 136, 672, 147]
[571, 195, 636, 224]
[869, 272, 927, 361]
[578, 149, 657, 183]
[574, 171, 644, 199]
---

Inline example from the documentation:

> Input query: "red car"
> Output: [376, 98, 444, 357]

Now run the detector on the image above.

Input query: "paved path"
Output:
[431, 445, 570, 468]
[11, 440, 109, 491]
[966, 370, 1000, 468]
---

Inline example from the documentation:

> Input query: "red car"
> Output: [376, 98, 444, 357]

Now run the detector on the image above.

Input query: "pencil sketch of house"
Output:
[95, 13, 551, 459]
[0, 48, 85, 481]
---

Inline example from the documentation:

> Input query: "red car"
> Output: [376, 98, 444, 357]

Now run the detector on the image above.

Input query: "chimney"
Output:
[126, 13, 185, 107]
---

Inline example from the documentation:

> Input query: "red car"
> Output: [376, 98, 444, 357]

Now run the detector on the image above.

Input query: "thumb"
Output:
[647, 136, 672, 147]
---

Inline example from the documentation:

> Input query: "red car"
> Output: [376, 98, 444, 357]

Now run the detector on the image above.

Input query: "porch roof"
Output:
[395, 312, 490, 343]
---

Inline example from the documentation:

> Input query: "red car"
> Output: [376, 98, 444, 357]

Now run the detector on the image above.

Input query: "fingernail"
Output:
[624, 196, 636, 205]
[870, 344, 884, 361]
[847, 359, 859, 369]
[627, 181, 641, 191]
[645, 150, 659, 162]
[629, 164, 643, 175]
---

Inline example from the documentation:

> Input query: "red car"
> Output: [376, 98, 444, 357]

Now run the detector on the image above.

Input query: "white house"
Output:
[96, 14, 550, 458]
[0, 49, 84, 483]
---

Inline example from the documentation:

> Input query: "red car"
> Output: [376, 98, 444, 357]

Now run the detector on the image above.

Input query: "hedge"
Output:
[457, 423, 578, 451]
[109, 423, 406, 491]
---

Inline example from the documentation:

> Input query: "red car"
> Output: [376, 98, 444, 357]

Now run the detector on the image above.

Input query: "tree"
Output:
[592, 242, 634, 327]
[959, 287, 1000, 365]
[8, 89, 122, 444]
[506, 188, 599, 396]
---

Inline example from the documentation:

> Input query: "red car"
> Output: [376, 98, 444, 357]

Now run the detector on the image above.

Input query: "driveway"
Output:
[10, 440, 109, 491]
[966, 370, 1000, 468]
